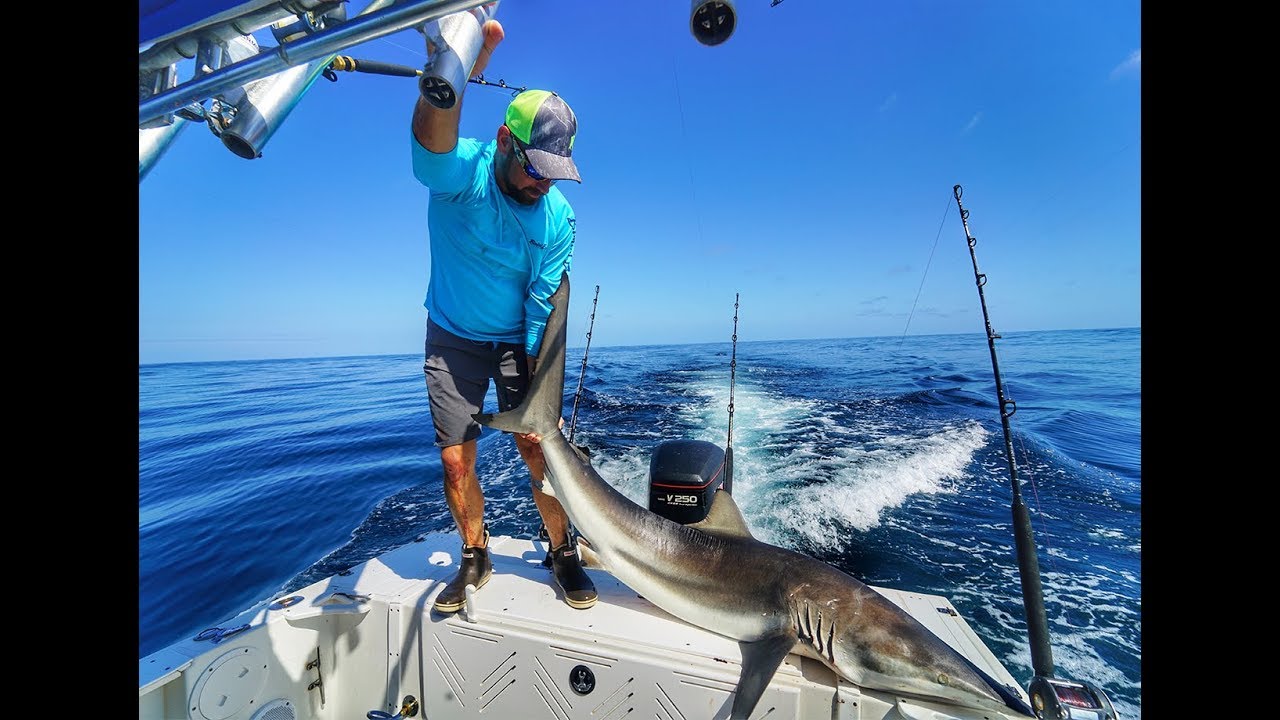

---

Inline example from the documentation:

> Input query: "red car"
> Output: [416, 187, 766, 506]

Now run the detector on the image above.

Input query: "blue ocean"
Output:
[138, 327, 1141, 718]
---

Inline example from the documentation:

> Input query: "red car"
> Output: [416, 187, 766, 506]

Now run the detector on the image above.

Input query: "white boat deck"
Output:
[140, 532, 1030, 720]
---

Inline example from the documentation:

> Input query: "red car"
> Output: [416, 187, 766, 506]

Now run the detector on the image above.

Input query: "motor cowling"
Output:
[648, 439, 726, 524]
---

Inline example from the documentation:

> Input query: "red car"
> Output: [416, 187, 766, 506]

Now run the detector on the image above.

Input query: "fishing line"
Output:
[896, 192, 955, 352]
[670, 58, 706, 249]
[376, 34, 424, 58]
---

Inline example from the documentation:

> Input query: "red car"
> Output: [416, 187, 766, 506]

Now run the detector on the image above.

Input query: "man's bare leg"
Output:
[514, 434, 596, 609]
[441, 440, 486, 546]
[434, 439, 492, 613]
[514, 434, 569, 546]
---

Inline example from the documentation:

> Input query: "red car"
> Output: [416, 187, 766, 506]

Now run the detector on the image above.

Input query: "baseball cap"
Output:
[504, 90, 581, 183]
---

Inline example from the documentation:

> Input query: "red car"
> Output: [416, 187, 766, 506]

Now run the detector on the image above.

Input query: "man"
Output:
[410, 18, 596, 613]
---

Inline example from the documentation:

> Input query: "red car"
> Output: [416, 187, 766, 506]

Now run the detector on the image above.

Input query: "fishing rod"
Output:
[325, 56, 529, 95]
[952, 184, 1117, 720]
[568, 284, 600, 446]
[723, 293, 739, 493]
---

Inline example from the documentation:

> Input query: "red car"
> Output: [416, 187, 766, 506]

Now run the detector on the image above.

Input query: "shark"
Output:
[476, 272, 1035, 720]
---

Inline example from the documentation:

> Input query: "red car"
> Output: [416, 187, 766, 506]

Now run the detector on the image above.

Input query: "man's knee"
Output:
[440, 444, 474, 483]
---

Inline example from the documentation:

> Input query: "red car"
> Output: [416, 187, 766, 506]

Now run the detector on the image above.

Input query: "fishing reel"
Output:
[1028, 676, 1118, 720]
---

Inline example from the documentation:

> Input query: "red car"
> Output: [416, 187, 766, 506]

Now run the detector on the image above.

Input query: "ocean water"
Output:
[138, 327, 1141, 718]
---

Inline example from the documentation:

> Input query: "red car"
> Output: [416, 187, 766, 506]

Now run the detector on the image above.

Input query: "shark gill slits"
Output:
[825, 624, 836, 663]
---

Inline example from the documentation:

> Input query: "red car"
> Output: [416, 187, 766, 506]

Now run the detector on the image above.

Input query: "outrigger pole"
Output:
[952, 185, 1118, 720]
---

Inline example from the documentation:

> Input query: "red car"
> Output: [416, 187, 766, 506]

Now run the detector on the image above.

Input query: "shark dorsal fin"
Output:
[688, 489, 754, 539]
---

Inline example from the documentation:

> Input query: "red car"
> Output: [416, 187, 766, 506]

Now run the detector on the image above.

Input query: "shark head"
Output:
[786, 573, 1034, 716]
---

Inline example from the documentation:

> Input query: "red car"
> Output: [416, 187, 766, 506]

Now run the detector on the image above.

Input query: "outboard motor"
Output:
[648, 439, 726, 524]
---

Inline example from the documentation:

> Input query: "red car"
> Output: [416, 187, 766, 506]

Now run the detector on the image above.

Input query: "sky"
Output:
[138, 0, 1141, 365]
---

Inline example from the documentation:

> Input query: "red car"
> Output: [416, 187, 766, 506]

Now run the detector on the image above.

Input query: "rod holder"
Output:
[463, 583, 479, 623]
[418, 2, 499, 109]
[218, 57, 333, 159]
[139, 118, 189, 181]
[691, 0, 736, 46]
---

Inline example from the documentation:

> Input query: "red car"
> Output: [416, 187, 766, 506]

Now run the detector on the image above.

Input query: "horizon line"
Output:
[138, 325, 1140, 368]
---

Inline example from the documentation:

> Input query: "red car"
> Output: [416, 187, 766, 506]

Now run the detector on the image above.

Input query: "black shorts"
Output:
[423, 317, 530, 447]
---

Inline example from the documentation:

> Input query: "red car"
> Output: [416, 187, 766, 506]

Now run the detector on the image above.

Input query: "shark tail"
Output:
[473, 271, 571, 439]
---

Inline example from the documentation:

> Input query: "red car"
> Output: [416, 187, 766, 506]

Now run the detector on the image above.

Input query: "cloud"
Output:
[854, 296, 891, 316]
[912, 306, 954, 318]
[962, 112, 983, 134]
[1110, 49, 1141, 79]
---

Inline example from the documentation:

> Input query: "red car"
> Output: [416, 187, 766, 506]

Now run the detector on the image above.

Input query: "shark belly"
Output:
[542, 439, 785, 641]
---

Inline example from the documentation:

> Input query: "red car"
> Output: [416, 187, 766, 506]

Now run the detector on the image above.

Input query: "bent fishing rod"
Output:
[952, 184, 1117, 720]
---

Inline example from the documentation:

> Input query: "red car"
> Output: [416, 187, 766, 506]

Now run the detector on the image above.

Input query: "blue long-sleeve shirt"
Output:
[411, 133, 575, 357]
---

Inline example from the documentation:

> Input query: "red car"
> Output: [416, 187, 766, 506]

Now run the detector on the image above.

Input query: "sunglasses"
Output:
[508, 132, 553, 183]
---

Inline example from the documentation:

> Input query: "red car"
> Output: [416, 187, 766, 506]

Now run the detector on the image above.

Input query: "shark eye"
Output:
[937, 673, 951, 686]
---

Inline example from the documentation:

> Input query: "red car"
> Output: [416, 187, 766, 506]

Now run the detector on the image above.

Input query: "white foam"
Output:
[746, 421, 989, 546]
[592, 372, 994, 550]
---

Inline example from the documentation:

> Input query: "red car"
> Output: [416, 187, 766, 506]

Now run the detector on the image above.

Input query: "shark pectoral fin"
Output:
[731, 632, 796, 720]
[472, 407, 533, 435]
[575, 536, 606, 569]
[959, 652, 1037, 717]
[570, 442, 595, 466]
[689, 489, 754, 539]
